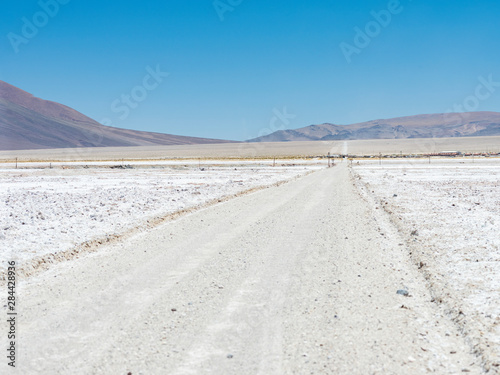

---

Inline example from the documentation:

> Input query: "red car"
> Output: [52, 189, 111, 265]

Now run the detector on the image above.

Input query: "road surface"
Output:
[7, 164, 482, 374]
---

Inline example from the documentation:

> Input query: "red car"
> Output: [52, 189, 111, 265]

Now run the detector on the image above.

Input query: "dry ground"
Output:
[0, 136, 499, 162]
[0, 164, 487, 374]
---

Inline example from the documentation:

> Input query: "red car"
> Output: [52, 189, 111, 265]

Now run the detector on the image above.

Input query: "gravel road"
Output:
[4, 164, 483, 374]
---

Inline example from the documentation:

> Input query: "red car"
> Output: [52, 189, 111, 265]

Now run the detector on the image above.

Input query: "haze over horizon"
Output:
[2, 0, 500, 141]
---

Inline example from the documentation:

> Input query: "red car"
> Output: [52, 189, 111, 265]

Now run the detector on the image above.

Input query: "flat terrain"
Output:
[1, 163, 488, 374]
[0, 163, 320, 273]
[0, 135, 499, 161]
[354, 159, 500, 371]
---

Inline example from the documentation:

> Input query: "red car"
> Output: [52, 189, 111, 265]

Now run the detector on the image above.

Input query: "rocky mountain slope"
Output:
[0, 80, 233, 150]
[248, 112, 500, 142]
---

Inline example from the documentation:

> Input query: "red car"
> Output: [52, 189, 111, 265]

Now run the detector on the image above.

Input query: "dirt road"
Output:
[6, 164, 482, 374]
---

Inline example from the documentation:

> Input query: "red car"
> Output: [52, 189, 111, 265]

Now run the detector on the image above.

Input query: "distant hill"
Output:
[248, 112, 500, 142]
[0, 80, 233, 150]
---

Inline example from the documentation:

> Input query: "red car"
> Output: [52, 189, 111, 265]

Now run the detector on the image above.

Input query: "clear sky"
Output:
[1, 0, 500, 141]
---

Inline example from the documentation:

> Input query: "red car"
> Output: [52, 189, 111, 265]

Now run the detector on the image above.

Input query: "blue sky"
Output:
[1, 0, 500, 141]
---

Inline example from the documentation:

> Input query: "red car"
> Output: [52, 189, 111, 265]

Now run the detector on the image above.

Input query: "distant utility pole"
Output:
[15, 157, 18, 169]
[328, 152, 331, 168]
[379, 152, 382, 165]
[273, 157, 276, 167]
[428, 155, 431, 164]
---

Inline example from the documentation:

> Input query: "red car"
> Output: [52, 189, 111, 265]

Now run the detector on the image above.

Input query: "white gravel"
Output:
[353, 158, 500, 371]
[3, 164, 483, 374]
[0, 163, 321, 268]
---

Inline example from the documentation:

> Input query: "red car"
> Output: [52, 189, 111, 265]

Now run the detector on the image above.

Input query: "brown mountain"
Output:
[0, 80, 233, 150]
[248, 112, 500, 142]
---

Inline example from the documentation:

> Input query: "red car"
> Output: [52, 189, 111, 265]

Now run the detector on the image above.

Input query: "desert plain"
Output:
[0, 135, 499, 161]
[0, 137, 499, 374]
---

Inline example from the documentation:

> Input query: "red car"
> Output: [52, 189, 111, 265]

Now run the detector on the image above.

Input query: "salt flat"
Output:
[353, 158, 500, 371]
[3, 164, 483, 374]
[0, 162, 322, 275]
[0, 135, 499, 162]
[1, 157, 499, 374]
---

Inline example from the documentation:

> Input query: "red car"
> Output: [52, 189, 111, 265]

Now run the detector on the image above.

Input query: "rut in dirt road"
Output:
[10, 164, 482, 375]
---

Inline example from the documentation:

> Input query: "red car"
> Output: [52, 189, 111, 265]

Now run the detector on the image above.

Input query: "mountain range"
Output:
[0, 80, 232, 150]
[248, 112, 500, 142]
[1, 80, 500, 150]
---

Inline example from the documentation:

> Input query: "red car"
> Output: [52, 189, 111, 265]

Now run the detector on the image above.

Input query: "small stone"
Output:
[171, 308, 177, 312]
[397, 289, 409, 296]
[227, 354, 233, 359]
